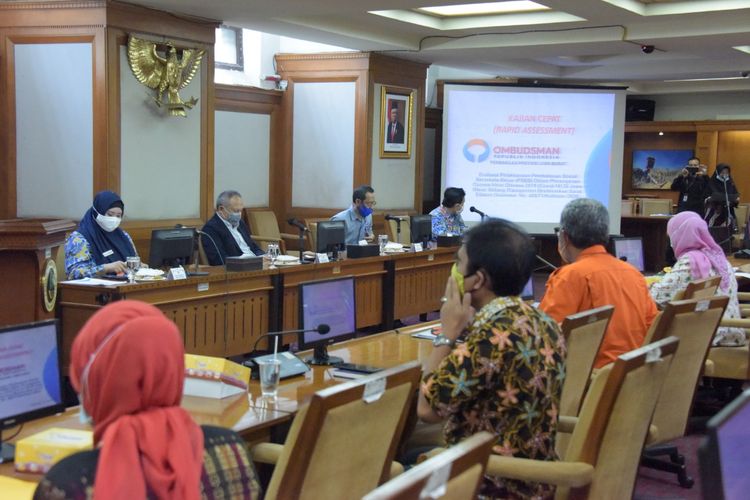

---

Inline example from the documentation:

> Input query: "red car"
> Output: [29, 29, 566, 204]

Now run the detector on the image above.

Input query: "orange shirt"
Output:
[539, 245, 658, 368]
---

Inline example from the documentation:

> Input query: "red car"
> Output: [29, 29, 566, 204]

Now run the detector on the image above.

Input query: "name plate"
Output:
[412, 243, 424, 253]
[168, 267, 187, 280]
[316, 253, 330, 263]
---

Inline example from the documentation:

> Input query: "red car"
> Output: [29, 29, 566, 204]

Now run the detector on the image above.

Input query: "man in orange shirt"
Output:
[540, 198, 658, 368]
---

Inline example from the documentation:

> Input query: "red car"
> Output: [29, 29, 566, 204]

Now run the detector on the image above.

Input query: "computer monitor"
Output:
[610, 237, 645, 272]
[410, 215, 432, 246]
[699, 389, 750, 500]
[316, 220, 346, 257]
[0, 320, 63, 462]
[149, 227, 195, 269]
[298, 276, 356, 365]
[521, 276, 534, 300]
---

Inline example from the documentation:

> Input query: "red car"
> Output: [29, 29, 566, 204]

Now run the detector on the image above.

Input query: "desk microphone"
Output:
[385, 214, 407, 221]
[175, 224, 224, 267]
[535, 254, 558, 271]
[250, 324, 331, 352]
[287, 218, 309, 232]
[469, 206, 487, 218]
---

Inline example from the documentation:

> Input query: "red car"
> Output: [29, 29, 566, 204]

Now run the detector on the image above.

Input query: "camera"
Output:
[686, 166, 698, 175]
[641, 45, 655, 54]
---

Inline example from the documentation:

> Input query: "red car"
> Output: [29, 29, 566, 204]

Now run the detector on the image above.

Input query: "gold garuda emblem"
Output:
[127, 35, 205, 117]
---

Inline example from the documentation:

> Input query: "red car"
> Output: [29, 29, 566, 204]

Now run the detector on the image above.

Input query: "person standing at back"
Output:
[671, 156, 708, 215]
[539, 198, 658, 368]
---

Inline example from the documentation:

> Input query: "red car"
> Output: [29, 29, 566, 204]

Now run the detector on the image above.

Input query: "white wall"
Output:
[370, 84, 417, 210]
[15, 43, 93, 219]
[291, 81, 355, 208]
[120, 45, 202, 219]
[214, 111, 270, 207]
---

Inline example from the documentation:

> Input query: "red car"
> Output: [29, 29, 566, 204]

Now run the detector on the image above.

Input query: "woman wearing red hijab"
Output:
[34, 301, 260, 499]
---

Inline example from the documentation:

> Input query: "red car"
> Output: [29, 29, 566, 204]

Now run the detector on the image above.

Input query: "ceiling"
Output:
[122, 0, 750, 94]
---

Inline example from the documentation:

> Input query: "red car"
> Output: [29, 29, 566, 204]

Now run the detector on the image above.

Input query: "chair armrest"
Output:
[251, 235, 282, 243]
[558, 415, 577, 434]
[279, 232, 301, 240]
[486, 456, 594, 488]
[736, 292, 750, 301]
[719, 318, 750, 329]
[645, 424, 660, 445]
[251, 442, 283, 465]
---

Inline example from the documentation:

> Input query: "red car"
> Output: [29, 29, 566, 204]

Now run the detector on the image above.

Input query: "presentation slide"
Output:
[442, 84, 626, 234]
[0, 323, 61, 421]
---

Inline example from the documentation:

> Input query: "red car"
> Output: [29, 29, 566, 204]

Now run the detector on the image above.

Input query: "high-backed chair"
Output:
[304, 217, 331, 253]
[642, 296, 729, 487]
[386, 215, 411, 245]
[484, 337, 679, 500]
[363, 432, 495, 500]
[556, 305, 614, 457]
[640, 198, 672, 216]
[251, 362, 422, 500]
[706, 291, 750, 382]
[732, 203, 749, 249]
[244, 208, 302, 255]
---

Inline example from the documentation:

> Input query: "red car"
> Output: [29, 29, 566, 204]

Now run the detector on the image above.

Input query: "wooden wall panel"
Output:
[717, 131, 750, 204]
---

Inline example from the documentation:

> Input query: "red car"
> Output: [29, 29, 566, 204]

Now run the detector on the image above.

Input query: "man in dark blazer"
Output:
[386, 106, 405, 144]
[201, 190, 264, 266]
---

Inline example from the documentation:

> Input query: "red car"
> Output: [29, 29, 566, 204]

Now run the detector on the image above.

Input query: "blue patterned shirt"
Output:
[429, 206, 466, 239]
[64, 230, 137, 280]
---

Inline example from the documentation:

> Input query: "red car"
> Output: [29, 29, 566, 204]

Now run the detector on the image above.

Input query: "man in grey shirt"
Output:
[331, 185, 376, 245]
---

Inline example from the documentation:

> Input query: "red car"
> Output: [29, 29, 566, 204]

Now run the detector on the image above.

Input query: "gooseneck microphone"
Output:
[385, 214, 407, 221]
[175, 224, 223, 269]
[535, 254, 558, 271]
[287, 218, 309, 232]
[251, 324, 331, 352]
[469, 206, 487, 219]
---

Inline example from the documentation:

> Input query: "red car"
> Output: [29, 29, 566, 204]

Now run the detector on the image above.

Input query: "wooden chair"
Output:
[732, 203, 749, 250]
[363, 432, 495, 500]
[484, 337, 680, 499]
[621, 199, 635, 216]
[386, 215, 411, 245]
[640, 198, 672, 216]
[304, 217, 331, 253]
[642, 296, 729, 488]
[251, 362, 422, 500]
[556, 305, 614, 458]
[673, 275, 722, 301]
[706, 291, 750, 382]
[244, 208, 302, 255]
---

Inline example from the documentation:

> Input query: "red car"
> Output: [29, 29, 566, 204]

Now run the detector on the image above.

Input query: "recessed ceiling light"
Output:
[664, 76, 749, 82]
[417, 1, 549, 17]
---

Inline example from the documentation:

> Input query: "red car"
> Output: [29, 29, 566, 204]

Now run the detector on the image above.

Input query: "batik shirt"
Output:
[429, 206, 467, 238]
[64, 230, 137, 280]
[423, 296, 566, 499]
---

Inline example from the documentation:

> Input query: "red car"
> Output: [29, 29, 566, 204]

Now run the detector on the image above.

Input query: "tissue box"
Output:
[184, 354, 251, 399]
[14, 428, 93, 473]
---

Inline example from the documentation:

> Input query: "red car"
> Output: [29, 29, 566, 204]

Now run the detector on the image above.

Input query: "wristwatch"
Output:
[432, 334, 456, 348]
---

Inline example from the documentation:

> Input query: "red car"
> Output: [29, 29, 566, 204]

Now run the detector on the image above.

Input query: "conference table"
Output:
[57, 248, 455, 371]
[0, 321, 437, 484]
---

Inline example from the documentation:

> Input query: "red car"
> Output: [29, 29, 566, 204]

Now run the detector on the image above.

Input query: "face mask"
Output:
[78, 396, 93, 425]
[225, 210, 242, 227]
[451, 262, 466, 296]
[96, 213, 121, 232]
[456, 206, 464, 215]
[720, 174, 729, 182]
[358, 205, 373, 218]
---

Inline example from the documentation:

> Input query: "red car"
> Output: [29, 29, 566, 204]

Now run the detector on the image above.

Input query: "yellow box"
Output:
[184, 354, 250, 399]
[14, 427, 93, 474]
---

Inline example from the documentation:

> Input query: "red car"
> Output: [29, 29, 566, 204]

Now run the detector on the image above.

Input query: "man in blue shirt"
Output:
[331, 185, 376, 245]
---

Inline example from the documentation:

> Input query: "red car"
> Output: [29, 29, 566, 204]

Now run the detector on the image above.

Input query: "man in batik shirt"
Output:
[418, 219, 566, 499]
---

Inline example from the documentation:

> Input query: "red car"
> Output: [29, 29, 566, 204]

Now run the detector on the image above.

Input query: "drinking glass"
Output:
[378, 234, 389, 255]
[126, 256, 141, 283]
[267, 243, 280, 268]
[258, 358, 281, 398]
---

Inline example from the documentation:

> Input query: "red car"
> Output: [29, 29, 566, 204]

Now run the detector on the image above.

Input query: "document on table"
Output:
[59, 277, 124, 286]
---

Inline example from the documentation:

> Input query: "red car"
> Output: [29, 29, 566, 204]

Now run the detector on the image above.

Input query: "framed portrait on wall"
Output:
[380, 86, 414, 159]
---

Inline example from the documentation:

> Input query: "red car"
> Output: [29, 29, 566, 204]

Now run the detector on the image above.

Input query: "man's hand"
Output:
[698, 165, 708, 176]
[681, 168, 690, 177]
[439, 275, 475, 341]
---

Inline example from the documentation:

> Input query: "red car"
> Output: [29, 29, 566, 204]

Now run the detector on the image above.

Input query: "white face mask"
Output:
[96, 213, 121, 232]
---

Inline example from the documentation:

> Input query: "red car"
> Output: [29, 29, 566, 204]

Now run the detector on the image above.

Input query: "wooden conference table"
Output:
[57, 248, 455, 371]
[0, 322, 437, 483]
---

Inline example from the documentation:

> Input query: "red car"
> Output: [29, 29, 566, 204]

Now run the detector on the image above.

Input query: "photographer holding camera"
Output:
[671, 156, 708, 214]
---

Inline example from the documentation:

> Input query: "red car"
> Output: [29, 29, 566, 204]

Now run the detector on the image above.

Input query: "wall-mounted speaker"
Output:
[625, 99, 655, 122]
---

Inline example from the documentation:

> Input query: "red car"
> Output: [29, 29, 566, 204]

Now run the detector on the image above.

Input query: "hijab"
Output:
[70, 300, 204, 500]
[77, 191, 135, 265]
[667, 211, 731, 292]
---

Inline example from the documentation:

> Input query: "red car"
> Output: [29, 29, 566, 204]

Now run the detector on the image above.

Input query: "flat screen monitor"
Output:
[410, 215, 432, 245]
[611, 237, 644, 272]
[521, 276, 534, 300]
[149, 227, 195, 269]
[316, 220, 346, 255]
[298, 276, 356, 365]
[699, 389, 750, 500]
[0, 320, 63, 461]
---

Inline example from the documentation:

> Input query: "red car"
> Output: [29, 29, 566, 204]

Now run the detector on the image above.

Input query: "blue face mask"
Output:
[78, 395, 93, 425]
[358, 205, 373, 218]
[225, 210, 242, 227]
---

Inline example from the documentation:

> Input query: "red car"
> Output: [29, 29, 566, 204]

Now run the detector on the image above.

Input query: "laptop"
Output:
[610, 237, 645, 273]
